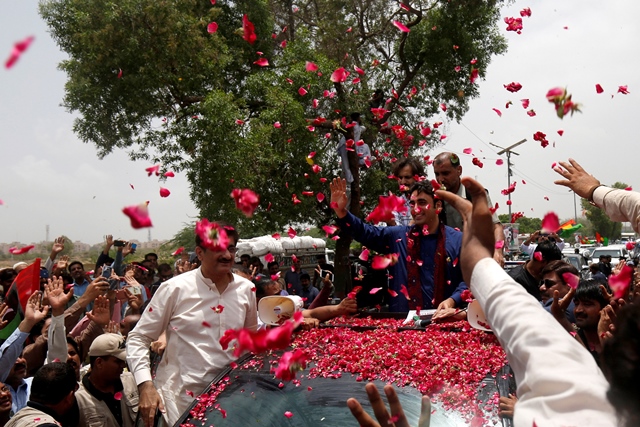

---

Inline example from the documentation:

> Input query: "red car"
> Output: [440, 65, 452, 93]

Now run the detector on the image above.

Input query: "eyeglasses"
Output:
[539, 279, 557, 288]
[0, 386, 10, 394]
[227, 246, 237, 254]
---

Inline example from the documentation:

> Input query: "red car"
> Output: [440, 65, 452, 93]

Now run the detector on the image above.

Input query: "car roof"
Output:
[176, 317, 509, 427]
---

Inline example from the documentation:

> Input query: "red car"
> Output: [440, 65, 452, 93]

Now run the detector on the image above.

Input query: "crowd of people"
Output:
[0, 156, 638, 427]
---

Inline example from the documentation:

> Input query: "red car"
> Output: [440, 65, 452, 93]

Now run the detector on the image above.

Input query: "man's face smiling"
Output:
[69, 263, 85, 281]
[408, 191, 437, 227]
[433, 159, 462, 194]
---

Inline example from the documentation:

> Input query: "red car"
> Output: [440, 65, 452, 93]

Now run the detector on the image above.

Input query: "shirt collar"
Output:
[82, 371, 123, 401]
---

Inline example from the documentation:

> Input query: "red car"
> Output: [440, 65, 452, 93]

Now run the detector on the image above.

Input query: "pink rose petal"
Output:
[392, 21, 410, 33]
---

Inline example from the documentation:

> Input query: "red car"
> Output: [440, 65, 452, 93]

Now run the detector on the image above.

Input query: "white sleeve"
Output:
[470, 258, 617, 427]
[46, 314, 68, 364]
[593, 186, 640, 233]
[519, 243, 534, 256]
[126, 284, 176, 385]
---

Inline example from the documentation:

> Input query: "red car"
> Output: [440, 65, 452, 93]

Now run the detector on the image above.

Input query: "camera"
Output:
[114, 240, 126, 247]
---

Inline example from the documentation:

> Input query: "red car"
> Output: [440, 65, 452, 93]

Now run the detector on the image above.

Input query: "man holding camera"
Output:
[520, 230, 566, 256]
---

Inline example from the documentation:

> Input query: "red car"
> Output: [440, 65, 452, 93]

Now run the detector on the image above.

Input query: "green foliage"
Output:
[40, 0, 509, 238]
[580, 182, 628, 240]
[498, 214, 542, 235]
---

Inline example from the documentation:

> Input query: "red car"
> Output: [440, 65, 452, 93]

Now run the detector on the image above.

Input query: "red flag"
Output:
[0, 259, 41, 339]
[595, 232, 603, 243]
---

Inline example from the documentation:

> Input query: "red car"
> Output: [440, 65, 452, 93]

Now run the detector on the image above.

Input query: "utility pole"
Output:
[490, 139, 526, 217]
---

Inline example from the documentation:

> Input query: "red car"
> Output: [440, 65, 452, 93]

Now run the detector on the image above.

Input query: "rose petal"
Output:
[541, 212, 560, 233]
[392, 21, 410, 33]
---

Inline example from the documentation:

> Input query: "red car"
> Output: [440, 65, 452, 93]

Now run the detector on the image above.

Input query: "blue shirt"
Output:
[300, 286, 320, 308]
[337, 211, 467, 311]
[73, 278, 90, 297]
[0, 329, 29, 383]
[543, 298, 576, 323]
[9, 377, 32, 414]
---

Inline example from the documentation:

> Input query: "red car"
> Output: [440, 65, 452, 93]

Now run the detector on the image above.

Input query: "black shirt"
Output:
[82, 372, 124, 427]
[508, 263, 541, 301]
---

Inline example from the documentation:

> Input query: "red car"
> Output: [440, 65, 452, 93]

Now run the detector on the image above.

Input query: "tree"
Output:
[581, 182, 627, 241]
[41, 0, 510, 293]
[498, 214, 541, 235]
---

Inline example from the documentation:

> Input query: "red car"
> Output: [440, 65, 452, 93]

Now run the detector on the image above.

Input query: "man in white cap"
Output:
[76, 334, 138, 427]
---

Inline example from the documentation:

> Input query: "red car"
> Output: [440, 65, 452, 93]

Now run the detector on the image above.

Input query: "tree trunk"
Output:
[333, 143, 362, 297]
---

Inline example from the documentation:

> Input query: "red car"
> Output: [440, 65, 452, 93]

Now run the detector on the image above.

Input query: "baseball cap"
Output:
[88, 333, 127, 361]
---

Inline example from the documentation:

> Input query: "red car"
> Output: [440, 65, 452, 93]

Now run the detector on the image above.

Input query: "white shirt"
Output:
[126, 269, 257, 426]
[471, 258, 616, 426]
[519, 240, 565, 256]
[593, 186, 640, 233]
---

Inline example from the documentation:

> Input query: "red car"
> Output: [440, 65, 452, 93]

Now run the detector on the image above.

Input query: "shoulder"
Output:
[231, 274, 255, 294]
[444, 226, 463, 243]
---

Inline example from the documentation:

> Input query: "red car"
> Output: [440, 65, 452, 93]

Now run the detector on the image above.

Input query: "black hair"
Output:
[30, 363, 77, 405]
[350, 112, 361, 122]
[408, 180, 435, 199]
[68, 261, 84, 271]
[240, 254, 251, 261]
[392, 157, 425, 179]
[145, 252, 158, 260]
[66, 336, 80, 355]
[433, 152, 461, 167]
[267, 261, 279, 270]
[194, 221, 239, 248]
[575, 279, 609, 308]
[300, 273, 311, 281]
[534, 240, 563, 262]
[601, 303, 640, 427]
[253, 275, 272, 300]
[157, 263, 172, 273]
[540, 260, 579, 282]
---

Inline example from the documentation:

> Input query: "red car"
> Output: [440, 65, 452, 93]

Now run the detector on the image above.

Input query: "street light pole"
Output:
[490, 139, 526, 218]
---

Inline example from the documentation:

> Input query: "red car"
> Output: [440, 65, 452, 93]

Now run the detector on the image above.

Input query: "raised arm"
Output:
[437, 177, 616, 427]
[554, 158, 640, 233]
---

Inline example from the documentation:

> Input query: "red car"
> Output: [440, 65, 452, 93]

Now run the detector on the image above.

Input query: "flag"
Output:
[557, 223, 582, 239]
[603, 237, 609, 246]
[596, 232, 603, 244]
[0, 259, 40, 340]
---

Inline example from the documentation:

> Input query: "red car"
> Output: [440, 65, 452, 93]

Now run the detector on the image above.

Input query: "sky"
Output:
[1, 0, 638, 245]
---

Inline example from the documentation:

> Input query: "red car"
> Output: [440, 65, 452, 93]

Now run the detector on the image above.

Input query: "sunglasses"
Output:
[539, 279, 557, 288]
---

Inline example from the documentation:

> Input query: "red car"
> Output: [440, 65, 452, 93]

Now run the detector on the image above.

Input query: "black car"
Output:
[175, 316, 513, 427]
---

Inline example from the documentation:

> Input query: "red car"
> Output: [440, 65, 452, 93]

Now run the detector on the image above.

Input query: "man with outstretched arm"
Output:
[330, 177, 467, 319]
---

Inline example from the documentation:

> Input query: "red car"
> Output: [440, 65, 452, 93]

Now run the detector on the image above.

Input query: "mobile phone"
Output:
[114, 240, 126, 247]
[131, 243, 137, 253]
[128, 286, 142, 296]
[102, 265, 113, 278]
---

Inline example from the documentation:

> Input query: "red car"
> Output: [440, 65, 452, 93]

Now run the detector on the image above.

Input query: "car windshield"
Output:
[591, 249, 623, 258]
[178, 317, 509, 427]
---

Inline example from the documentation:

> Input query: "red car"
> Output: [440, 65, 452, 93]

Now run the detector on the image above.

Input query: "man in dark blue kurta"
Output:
[330, 178, 467, 315]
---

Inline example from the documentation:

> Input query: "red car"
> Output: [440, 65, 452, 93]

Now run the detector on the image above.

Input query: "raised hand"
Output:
[20, 291, 50, 332]
[51, 236, 65, 256]
[86, 295, 111, 327]
[553, 158, 601, 200]
[122, 242, 134, 257]
[551, 288, 576, 324]
[55, 255, 70, 272]
[105, 234, 114, 248]
[347, 383, 431, 427]
[0, 303, 9, 330]
[45, 276, 74, 316]
[124, 287, 144, 313]
[330, 178, 349, 218]
[85, 277, 110, 300]
[435, 177, 494, 283]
